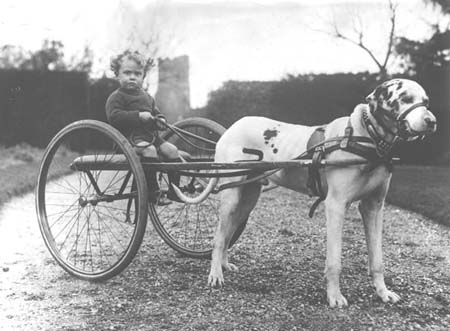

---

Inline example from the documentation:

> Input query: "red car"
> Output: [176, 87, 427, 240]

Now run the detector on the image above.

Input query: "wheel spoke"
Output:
[37, 121, 147, 280]
[149, 118, 228, 258]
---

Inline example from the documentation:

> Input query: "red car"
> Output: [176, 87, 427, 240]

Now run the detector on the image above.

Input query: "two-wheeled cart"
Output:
[36, 117, 371, 281]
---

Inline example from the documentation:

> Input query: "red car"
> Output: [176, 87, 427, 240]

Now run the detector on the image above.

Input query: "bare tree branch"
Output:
[333, 26, 384, 71]
[382, 0, 397, 69]
[313, 0, 398, 77]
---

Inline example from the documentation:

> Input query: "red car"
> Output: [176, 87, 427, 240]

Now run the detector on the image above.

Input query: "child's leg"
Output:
[158, 142, 182, 201]
[134, 143, 161, 202]
[158, 141, 180, 160]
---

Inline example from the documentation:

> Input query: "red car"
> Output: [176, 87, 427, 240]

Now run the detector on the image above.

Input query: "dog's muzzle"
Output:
[378, 101, 436, 141]
[398, 116, 436, 141]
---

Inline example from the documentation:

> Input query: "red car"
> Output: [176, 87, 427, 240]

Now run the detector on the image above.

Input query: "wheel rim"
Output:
[151, 171, 246, 256]
[151, 120, 224, 257]
[151, 171, 219, 255]
[36, 121, 147, 279]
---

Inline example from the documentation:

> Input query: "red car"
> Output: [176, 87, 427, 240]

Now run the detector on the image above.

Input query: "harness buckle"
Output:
[340, 126, 353, 149]
[376, 140, 392, 157]
[314, 145, 325, 153]
[340, 138, 349, 149]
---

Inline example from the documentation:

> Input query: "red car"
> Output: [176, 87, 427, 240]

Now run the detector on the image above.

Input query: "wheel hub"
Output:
[78, 196, 88, 207]
[78, 195, 99, 207]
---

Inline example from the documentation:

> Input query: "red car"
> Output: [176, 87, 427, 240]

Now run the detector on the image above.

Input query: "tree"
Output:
[315, 0, 398, 79]
[0, 39, 93, 73]
[107, 1, 180, 87]
[67, 46, 94, 73]
[109, 1, 178, 59]
[20, 40, 66, 71]
[425, 0, 450, 13]
[395, 0, 450, 74]
[0, 45, 30, 69]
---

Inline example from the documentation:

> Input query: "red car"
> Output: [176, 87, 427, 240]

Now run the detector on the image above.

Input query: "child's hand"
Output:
[139, 112, 154, 123]
[155, 116, 168, 130]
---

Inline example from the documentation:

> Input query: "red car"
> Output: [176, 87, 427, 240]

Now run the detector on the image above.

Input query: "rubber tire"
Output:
[36, 120, 148, 281]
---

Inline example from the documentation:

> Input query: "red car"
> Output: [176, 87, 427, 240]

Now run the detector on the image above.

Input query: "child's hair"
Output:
[110, 50, 155, 76]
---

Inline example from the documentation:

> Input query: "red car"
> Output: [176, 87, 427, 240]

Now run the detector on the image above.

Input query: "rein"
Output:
[133, 117, 218, 153]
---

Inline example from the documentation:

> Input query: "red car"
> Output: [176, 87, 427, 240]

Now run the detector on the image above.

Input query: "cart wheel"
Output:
[36, 120, 148, 281]
[149, 117, 247, 259]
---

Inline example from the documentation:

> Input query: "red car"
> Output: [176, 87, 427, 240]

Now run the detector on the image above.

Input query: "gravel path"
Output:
[1, 188, 450, 330]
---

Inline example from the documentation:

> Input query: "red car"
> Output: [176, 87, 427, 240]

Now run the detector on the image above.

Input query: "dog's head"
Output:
[366, 79, 436, 140]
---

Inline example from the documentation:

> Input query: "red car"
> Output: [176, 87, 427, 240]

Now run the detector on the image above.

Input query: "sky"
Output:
[0, 0, 441, 107]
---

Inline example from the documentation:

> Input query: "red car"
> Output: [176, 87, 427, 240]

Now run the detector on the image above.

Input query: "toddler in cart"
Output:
[105, 50, 182, 205]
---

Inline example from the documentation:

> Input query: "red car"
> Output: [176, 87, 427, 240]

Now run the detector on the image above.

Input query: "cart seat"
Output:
[70, 150, 193, 172]
[70, 154, 129, 171]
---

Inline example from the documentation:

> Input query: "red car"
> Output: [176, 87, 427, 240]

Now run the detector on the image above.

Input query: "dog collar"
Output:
[362, 109, 395, 157]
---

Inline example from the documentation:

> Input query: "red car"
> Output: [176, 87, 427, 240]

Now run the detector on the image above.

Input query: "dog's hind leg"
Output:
[208, 182, 261, 287]
[359, 194, 401, 304]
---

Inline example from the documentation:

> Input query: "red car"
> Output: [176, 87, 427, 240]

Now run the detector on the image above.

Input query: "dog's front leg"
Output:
[324, 197, 348, 308]
[359, 197, 401, 303]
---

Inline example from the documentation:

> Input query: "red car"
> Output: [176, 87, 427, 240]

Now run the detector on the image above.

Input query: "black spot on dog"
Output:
[380, 88, 389, 100]
[396, 81, 403, 90]
[263, 129, 278, 140]
[391, 99, 399, 111]
[273, 148, 278, 154]
[263, 129, 279, 144]
[401, 95, 414, 104]
[374, 86, 383, 98]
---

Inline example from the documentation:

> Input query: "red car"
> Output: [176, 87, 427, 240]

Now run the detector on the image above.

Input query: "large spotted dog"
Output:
[174, 79, 437, 307]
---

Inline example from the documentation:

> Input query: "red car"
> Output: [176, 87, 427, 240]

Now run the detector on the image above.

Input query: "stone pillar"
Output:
[155, 55, 190, 123]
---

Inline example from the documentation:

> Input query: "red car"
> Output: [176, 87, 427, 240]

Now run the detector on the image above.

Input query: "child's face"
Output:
[118, 58, 145, 91]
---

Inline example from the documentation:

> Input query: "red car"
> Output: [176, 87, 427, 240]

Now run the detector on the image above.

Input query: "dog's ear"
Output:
[366, 85, 383, 111]
[366, 81, 396, 112]
[366, 90, 376, 104]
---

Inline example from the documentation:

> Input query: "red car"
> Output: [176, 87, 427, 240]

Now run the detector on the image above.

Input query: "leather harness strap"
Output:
[302, 118, 393, 217]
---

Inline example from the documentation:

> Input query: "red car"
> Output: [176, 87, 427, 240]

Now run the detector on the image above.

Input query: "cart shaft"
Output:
[71, 154, 383, 172]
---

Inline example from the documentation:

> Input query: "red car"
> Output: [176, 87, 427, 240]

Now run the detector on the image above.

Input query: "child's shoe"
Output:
[149, 190, 172, 206]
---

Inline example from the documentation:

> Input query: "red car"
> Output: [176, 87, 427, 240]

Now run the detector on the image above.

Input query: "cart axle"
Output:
[78, 192, 137, 207]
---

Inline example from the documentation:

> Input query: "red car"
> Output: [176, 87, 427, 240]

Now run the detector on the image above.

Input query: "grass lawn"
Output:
[0, 144, 44, 205]
[0, 144, 76, 206]
[388, 165, 450, 227]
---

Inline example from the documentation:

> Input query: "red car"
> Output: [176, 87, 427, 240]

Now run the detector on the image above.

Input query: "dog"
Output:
[173, 79, 437, 307]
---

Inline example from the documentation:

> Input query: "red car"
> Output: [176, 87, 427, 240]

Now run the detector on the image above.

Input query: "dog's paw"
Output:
[327, 292, 348, 308]
[208, 272, 224, 288]
[377, 289, 401, 303]
[223, 263, 238, 272]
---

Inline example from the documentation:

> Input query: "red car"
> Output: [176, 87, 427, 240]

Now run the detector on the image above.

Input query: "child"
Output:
[105, 50, 181, 204]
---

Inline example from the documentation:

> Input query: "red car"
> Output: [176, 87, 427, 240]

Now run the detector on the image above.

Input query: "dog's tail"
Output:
[171, 175, 219, 204]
